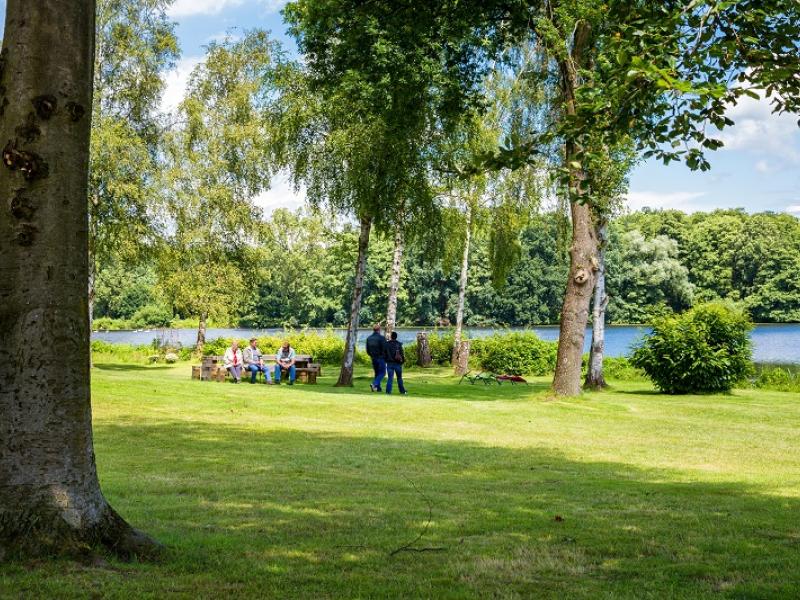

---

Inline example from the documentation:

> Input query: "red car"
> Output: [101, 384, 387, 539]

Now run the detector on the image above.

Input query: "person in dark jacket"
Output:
[365, 323, 387, 392]
[384, 331, 407, 395]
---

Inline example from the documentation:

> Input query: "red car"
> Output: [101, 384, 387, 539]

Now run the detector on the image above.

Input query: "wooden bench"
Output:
[191, 354, 320, 384]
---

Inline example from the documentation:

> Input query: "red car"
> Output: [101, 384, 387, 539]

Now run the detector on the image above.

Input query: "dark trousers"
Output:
[386, 362, 406, 394]
[371, 357, 386, 389]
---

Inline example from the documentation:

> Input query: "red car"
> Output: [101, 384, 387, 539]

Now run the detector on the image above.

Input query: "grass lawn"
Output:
[2, 364, 799, 599]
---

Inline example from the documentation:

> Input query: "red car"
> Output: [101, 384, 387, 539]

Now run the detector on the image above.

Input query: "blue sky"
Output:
[3, 0, 799, 216]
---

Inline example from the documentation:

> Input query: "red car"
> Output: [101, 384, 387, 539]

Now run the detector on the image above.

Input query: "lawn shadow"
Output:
[92, 420, 800, 598]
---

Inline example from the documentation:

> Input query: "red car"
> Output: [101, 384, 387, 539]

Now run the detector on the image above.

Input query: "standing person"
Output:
[274, 340, 297, 385]
[366, 323, 387, 392]
[384, 331, 407, 395]
[244, 337, 272, 384]
[223, 340, 244, 383]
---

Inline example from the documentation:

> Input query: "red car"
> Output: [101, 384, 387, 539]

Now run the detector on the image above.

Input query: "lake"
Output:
[93, 323, 800, 364]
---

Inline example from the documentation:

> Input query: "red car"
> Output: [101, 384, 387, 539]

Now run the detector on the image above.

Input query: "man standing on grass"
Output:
[366, 323, 387, 392]
[384, 331, 407, 395]
[244, 337, 272, 384]
[274, 340, 297, 385]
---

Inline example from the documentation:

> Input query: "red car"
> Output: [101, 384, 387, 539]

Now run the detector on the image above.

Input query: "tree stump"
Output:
[416, 332, 432, 367]
[453, 340, 471, 376]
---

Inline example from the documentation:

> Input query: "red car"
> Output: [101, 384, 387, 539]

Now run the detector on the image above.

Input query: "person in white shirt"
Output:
[244, 337, 272, 384]
[223, 340, 244, 383]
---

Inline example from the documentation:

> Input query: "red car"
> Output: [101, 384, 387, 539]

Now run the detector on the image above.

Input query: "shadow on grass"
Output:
[89, 420, 800, 598]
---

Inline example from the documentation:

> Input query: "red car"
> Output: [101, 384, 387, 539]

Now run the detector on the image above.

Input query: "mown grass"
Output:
[2, 364, 799, 598]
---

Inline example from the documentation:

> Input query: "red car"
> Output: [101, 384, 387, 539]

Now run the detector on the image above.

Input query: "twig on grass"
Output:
[388, 476, 447, 557]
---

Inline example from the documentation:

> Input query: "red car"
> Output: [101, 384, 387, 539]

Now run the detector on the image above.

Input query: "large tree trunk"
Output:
[196, 311, 208, 356]
[451, 205, 472, 365]
[552, 22, 599, 397]
[385, 227, 404, 338]
[585, 220, 609, 390]
[336, 215, 372, 386]
[0, 0, 158, 560]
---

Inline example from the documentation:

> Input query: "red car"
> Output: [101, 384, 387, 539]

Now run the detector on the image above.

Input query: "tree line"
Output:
[95, 207, 800, 330]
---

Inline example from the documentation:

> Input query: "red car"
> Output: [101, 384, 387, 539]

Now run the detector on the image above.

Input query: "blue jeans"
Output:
[371, 357, 386, 390]
[274, 363, 296, 383]
[386, 362, 406, 394]
[248, 363, 271, 383]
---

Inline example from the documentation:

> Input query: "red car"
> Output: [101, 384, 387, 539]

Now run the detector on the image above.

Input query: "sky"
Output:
[2, 0, 799, 217]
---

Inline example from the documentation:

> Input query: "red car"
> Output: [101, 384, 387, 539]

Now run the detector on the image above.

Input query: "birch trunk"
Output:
[551, 23, 599, 396]
[385, 227, 404, 338]
[336, 216, 372, 386]
[585, 220, 609, 390]
[451, 206, 472, 365]
[196, 311, 208, 356]
[0, 0, 158, 560]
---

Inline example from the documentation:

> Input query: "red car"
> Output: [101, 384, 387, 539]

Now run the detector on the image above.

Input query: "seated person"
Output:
[244, 337, 272, 384]
[223, 340, 244, 383]
[273, 340, 297, 385]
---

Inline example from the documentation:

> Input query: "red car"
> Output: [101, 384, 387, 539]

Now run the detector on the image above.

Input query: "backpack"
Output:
[391, 341, 403, 364]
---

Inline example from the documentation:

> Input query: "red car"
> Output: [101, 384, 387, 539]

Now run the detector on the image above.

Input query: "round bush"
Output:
[473, 332, 558, 376]
[631, 302, 753, 394]
[130, 304, 173, 329]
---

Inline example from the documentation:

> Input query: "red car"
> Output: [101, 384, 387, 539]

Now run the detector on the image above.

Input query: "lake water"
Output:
[93, 323, 800, 364]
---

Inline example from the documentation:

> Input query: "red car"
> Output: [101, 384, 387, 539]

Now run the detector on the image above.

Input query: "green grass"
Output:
[2, 364, 799, 598]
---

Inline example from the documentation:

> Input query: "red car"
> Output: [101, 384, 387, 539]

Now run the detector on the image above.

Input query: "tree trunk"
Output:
[0, 0, 158, 560]
[196, 311, 208, 356]
[585, 220, 609, 390]
[88, 249, 95, 369]
[336, 215, 372, 386]
[385, 227, 404, 338]
[451, 206, 472, 365]
[416, 332, 432, 367]
[552, 22, 599, 397]
[453, 340, 471, 376]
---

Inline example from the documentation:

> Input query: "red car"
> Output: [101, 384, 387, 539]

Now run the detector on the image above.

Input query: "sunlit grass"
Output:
[2, 364, 799, 598]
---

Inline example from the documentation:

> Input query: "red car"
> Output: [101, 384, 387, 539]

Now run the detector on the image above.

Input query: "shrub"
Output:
[631, 302, 753, 394]
[596, 356, 647, 381]
[130, 304, 173, 329]
[405, 331, 456, 366]
[91, 341, 154, 363]
[751, 364, 800, 393]
[472, 332, 558, 376]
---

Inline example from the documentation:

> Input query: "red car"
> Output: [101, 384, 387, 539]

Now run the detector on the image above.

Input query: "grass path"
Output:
[2, 364, 799, 598]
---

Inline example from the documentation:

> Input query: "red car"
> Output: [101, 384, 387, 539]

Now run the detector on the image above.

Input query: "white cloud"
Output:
[168, 0, 287, 18]
[626, 191, 708, 213]
[718, 93, 800, 164]
[755, 159, 771, 173]
[253, 171, 306, 215]
[787, 205, 800, 216]
[160, 56, 203, 114]
[168, 0, 245, 18]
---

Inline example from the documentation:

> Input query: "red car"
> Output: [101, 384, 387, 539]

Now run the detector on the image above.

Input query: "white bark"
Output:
[385, 227, 404, 338]
[452, 206, 472, 365]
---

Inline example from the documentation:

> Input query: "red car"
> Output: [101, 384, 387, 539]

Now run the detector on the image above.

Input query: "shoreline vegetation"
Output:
[90, 329, 800, 393]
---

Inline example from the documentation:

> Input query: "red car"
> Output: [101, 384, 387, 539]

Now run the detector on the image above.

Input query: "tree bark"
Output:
[416, 332, 432, 367]
[551, 22, 599, 397]
[385, 226, 404, 338]
[453, 340, 471, 376]
[196, 311, 208, 356]
[451, 205, 472, 365]
[336, 215, 372, 386]
[585, 220, 609, 390]
[0, 0, 159, 561]
[88, 248, 95, 369]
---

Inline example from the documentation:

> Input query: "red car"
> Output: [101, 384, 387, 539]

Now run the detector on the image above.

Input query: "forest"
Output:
[95, 207, 800, 330]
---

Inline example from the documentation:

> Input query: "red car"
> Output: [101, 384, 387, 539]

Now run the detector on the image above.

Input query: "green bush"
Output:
[472, 332, 558, 376]
[595, 356, 647, 381]
[200, 329, 365, 365]
[91, 340, 154, 363]
[631, 302, 753, 394]
[751, 364, 800, 393]
[92, 316, 130, 331]
[130, 304, 173, 329]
